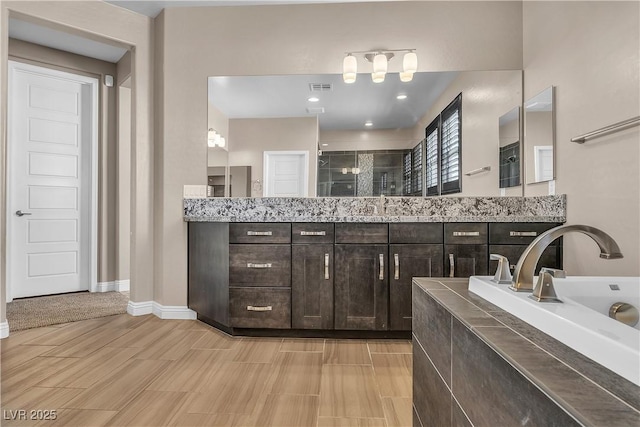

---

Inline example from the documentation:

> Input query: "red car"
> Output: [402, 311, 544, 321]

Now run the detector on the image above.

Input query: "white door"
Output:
[264, 151, 309, 197]
[534, 146, 554, 182]
[8, 61, 97, 300]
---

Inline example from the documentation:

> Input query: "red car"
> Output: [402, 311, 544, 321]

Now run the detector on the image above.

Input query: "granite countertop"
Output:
[413, 277, 640, 426]
[184, 195, 566, 223]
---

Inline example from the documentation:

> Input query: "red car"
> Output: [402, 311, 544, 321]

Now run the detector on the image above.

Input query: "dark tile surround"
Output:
[412, 278, 640, 427]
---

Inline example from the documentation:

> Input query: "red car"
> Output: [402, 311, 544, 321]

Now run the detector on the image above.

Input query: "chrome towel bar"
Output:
[464, 166, 491, 176]
[571, 116, 639, 143]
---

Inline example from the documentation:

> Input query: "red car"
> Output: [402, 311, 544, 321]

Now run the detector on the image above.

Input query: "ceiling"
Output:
[8, 18, 128, 63]
[208, 72, 457, 131]
[105, 0, 387, 18]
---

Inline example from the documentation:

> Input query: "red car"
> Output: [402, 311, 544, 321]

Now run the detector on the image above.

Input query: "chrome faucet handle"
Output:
[539, 267, 566, 278]
[490, 254, 512, 284]
[529, 271, 562, 303]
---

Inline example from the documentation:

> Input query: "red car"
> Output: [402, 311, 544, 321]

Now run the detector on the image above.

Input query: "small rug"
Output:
[6, 291, 129, 332]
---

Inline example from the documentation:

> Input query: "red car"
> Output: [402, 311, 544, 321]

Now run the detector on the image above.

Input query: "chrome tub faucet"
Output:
[510, 224, 623, 292]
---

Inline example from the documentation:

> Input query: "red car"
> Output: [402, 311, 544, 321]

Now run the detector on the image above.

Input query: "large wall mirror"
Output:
[208, 70, 523, 197]
[524, 86, 555, 184]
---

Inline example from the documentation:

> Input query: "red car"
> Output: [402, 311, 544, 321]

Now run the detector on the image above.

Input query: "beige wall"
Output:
[228, 117, 318, 197]
[523, 1, 640, 276]
[319, 128, 417, 152]
[411, 70, 523, 197]
[1, 1, 155, 325]
[155, 1, 523, 306]
[7, 39, 119, 283]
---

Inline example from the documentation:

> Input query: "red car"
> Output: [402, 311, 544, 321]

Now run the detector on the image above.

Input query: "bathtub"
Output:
[469, 275, 640, 386]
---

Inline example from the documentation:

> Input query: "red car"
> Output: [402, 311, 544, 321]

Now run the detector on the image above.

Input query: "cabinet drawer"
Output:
[229, 245, 291, 287]
[444, 223, 488, 245]
[229, 223, 291, 244]
[229, 287, 291, 329]
[292, 223, 335, 244]
[335, 223, 388, 244]
[489, 223, 561, 245]
[389, 223, 443, 244]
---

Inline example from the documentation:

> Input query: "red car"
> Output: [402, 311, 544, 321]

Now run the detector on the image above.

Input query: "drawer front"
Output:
[229, 245, 291, 286]
[389, 223, 443, 244]
[489, 223, 561, 245]
[444, 223, 488, 245]
[292, 223, 335, 244]
[229, 223, 291, 244]
[229, 287, 291, 329]
[335, 223, 388, 244]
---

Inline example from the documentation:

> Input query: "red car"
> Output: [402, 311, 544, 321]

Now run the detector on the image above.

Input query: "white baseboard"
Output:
[152, 302, 197, 320]
[115, 279, 130, 292]
[95, 280, 129, 293]
[127, 300, 153, 316]
[126, 300, 196, 320]
[95, 281, 116, 292]
[0, 321, 9, 339]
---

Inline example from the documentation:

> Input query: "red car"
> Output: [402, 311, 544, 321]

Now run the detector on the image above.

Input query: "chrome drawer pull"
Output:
[449, 254, 455, 278]
[247, 231, 273, 236]
[379, 254, 385, 280]
[394, 254, 400, 280]
[324, 253, 330, 280]
[247, 305, 272, 312]
[247, 263, 272, 268]
[509, 231, 538, 237]
[300, 231, 326, 236]
[453, 231, 480, 237]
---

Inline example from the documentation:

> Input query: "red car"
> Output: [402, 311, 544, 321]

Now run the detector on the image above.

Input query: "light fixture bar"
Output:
[342, 48, 418, 85]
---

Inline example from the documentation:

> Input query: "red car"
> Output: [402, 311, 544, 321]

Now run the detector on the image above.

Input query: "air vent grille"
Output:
[306, 107, 325, 114]
[309, 83, 332, 92]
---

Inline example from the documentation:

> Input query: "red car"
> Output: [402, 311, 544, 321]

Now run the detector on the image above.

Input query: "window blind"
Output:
[441, 110, 459, 184]
[425, 127, 439, 194]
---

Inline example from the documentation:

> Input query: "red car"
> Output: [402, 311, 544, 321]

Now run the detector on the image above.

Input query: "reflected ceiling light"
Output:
[321, 143, 329, 147]
[342, 49, 417, 84]
[364, 121, 373, 127]
[396, 94, 408, 100]
[308, 96, 320, 102]
[207, 128, 226, 148]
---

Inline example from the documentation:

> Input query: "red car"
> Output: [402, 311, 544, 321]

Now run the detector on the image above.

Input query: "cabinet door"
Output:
[335, 244, 388, 330]
[389, 244, 444, 331]
[444, 244, 488, 277]
[292, 244, 334, 329]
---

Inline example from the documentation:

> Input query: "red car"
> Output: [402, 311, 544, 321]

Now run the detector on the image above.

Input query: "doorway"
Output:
[263, 151, 309, 197]
[6, 61, 98, 301]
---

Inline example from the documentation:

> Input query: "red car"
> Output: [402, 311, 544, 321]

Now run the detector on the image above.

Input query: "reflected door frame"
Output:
[263, 151, 309, 197]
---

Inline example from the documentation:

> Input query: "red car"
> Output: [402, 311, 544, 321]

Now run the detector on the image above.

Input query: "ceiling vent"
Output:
[309, 83, 332, 92]
[306, 107, 325, 114]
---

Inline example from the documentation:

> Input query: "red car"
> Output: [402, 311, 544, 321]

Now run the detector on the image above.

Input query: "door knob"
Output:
[15, 210, 32, 217]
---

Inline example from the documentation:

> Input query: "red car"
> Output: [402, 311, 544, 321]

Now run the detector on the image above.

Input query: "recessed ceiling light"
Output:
[308, 96, 320, 102]
[321, 143, 328, 147]
[397, 94, 408, 100]
[365, 121, 373, 127]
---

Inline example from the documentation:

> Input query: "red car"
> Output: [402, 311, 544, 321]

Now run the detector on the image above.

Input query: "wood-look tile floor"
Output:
[1, 314, 412, 427]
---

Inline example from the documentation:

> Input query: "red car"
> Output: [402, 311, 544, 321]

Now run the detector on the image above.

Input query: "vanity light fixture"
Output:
[207, 128, 226, 148]
[342, 49, 418, 84]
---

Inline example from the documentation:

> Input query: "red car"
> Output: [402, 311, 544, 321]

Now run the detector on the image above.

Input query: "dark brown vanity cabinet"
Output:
[489, 223, 563, 274]
[228, 223, 292, 329]
[291, 223, 334, 329]
[334, 224, 389, 330]
[389, 223, 444, 331]
[444, 223, 489, 277]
